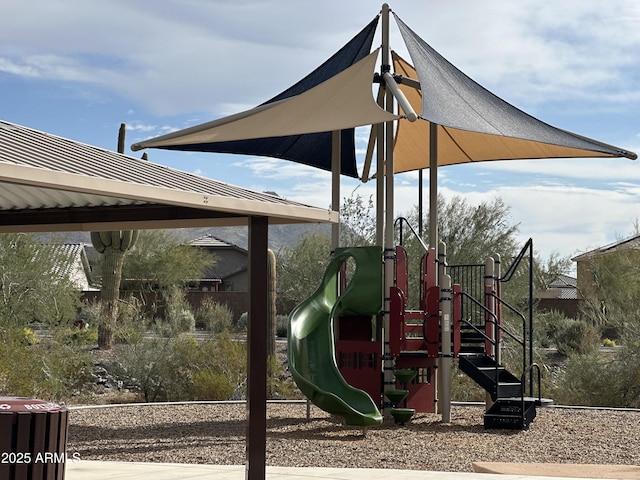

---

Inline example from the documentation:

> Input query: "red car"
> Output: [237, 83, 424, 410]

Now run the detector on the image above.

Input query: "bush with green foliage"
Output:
[0, 326, 94, 401]
[552, 317, 599, 357]
[275, 315, 288, 338]
[196, 298, 233, 333]
[0, 233, 80, 328]
[111, 328, 247, 402]
[160, 285, 195, 334]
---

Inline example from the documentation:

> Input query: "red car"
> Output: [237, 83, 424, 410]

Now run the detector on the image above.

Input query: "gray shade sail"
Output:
[391, 13, 636, 172]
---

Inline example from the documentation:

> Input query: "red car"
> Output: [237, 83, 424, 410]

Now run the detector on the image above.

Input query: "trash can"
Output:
[0, 397, 68, 480]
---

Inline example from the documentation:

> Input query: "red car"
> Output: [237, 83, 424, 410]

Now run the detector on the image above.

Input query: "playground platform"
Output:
[65, 460, 640, 480]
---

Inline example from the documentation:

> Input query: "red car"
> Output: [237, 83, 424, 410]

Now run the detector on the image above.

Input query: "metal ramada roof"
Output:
[0, 120, 337, 232]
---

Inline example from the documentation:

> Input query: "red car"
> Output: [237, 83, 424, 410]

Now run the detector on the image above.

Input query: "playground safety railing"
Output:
[520, 362, 543, 407]
[458, 291, 527, 401]
[394, 216, 428, 252]
[486, 291, 528, 383]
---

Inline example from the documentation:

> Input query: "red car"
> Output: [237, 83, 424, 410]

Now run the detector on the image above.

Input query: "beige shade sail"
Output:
[132, 50, 399, 151]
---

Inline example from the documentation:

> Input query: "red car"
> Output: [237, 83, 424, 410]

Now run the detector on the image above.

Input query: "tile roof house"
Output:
[535, 273, 578, 318]
[55, 243, 98, 292]
[187, 234, 248, 292]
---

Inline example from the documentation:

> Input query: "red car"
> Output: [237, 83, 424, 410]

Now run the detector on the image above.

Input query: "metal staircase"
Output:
[458, 322, 537, 429]
[451, 239, 547, 430]
[391, 218, 550, 428]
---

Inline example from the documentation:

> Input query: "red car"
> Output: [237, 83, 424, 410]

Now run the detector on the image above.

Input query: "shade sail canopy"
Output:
[134, 10, 635, 180]
[0, 120, 337, 232]
[390, 14, 636, 174]
[132, 50, 397, 150]
[132, 18, 397, 178]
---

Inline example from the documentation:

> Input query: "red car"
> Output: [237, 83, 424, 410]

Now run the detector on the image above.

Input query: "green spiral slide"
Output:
[287, 246, 383, 427]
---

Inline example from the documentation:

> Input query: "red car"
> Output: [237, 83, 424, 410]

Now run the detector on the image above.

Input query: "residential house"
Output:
[186, 234, 249, 320]
[187, 234, 248, 292]
[52, 243, 97, 293]
[572, 234, 640, 299]
[535, 273, 578, 318]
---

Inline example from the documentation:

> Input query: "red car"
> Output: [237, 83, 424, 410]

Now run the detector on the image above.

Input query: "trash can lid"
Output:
[0, 397, 65, 413]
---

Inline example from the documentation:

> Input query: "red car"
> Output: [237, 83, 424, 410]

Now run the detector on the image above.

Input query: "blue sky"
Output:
[1, 0, 639, 268]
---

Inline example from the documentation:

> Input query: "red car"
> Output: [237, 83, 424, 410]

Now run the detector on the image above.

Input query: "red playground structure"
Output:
[334, 235, 545, 429]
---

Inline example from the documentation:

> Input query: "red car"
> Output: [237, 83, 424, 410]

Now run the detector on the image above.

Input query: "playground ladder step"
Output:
[484, 398, 537, 430]
[458, 354, 523, 401]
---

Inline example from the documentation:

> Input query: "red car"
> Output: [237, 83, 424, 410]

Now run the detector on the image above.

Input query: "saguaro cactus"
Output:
[91, 124, 138, 349]
[267, 248, 277, 360]
[91, 230, 138, 349]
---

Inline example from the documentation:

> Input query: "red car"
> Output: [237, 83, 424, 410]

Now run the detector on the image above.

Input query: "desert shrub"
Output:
[0, 326, 94, 401]
[553, 318, 599, 357]
[192, 330, 247, 400]
[53, 326, 99, 346]
[113, 329, 247, 402]
[235, 312, 248, 333]
[275, 315, 288, 338]
[534, 310, 567, 348]
[190, 369, 235, 400]
[550, 341, 640, 408]
[0, 327, 38, 397]
[111, 335, 188, 402]
[37, 340, 94, 400]
[196, 299, 233, 333]
[163, 285, 195, 334]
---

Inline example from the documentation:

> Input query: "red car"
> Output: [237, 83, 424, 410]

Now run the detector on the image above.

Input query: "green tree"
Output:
[0, 233, 80, 328]
[122, 229, 214, 291]
[121, 229, 213, 328]
[276, 230, 331, 310]
[339, 188, 376, 246]
[405, 195, 520, 265]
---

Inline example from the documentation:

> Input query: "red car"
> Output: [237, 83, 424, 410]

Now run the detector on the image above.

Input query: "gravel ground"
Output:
[66, 402, 640, 473]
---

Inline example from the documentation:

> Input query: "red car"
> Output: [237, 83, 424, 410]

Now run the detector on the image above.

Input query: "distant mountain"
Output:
[36, 223, 331, 252]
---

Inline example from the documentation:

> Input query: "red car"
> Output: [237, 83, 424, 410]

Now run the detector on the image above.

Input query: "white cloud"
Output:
[1, 0, 638, 117]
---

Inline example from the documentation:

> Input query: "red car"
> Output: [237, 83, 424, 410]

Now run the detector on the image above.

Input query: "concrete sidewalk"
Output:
[65, 460, 636, 480]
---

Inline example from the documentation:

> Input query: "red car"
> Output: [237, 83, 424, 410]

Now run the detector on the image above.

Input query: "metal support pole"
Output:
[428, 123, 438, 258]
[246, 216, 268, 480]
[331, 130, 341, 250]
[381, 2, 395, 420]
[484, 256, 495, 411]
[439, 241, 451, 423]
[428, 122, 441, 416]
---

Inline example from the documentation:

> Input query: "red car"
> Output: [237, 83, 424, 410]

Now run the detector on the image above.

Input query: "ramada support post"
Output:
[246, 215, 268, 480]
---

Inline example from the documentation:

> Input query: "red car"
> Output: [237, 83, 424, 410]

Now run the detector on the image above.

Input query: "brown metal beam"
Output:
[246, 215, 268, 480]
[0, 204, 242, 227]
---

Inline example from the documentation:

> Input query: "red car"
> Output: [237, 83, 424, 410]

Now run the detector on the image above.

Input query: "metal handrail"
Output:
[519, 363, 542, 426]
[487, 292, 528, 378]
[394, 216, 429, 252]
[459, 291, 529, 401]
[498, 238, 534, 395]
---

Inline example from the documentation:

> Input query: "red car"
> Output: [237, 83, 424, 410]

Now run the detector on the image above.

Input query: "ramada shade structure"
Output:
[0, 119, 337, 480]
